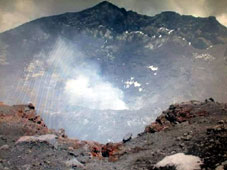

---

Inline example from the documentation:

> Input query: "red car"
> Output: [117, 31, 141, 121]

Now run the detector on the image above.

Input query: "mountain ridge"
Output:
[1, 1, 226, 39]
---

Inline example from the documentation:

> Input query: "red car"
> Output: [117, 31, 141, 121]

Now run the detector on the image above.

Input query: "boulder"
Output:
[155, 153, 202, 170]
[16, 134, 57, 147]
[123, 133, 132, 143]
[28, 103, 35, 110]
[65, 158, 84, 168]
[0, 145, 9, 150]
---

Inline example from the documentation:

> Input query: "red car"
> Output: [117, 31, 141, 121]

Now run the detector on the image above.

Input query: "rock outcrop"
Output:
[0, 100, 226, 169]
[145, 100, 214, 133]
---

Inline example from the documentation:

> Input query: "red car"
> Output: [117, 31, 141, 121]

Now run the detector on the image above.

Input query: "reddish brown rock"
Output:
[145, 101, 210, 133]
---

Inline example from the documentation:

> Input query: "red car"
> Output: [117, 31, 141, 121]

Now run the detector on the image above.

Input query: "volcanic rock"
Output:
[123, 133, 132, 143]
[0, 1, 227, 144]
[0, 145, 9, 150]
[65, 158, 84, 168]
[16, 134, 58, 147]
[0, 100, 226, 169]
[154, 153, 203, 170]
[145, 100, 210, 133]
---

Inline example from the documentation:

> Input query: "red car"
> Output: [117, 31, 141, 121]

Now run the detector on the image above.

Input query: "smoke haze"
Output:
[18, 38, 128, 111]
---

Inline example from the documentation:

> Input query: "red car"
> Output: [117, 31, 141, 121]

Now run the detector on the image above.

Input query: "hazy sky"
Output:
[0, 0, 226, 32]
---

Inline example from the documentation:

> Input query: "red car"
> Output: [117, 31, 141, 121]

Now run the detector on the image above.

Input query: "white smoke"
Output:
[47, 38, 128, 110]
[65, 75, 128, 110]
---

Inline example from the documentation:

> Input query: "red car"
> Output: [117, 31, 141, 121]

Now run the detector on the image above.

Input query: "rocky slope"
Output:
[0, 1, 227, 142]
[0, 99, 226, 170]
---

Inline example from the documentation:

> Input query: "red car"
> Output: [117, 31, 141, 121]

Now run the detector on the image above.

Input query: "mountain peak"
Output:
[94, 1, 119, 9]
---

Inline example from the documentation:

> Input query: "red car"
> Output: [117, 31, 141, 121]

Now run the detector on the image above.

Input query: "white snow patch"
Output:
[159, 27, 173, 34]
[206, 45, 213, 50]
[134, 31, 144, 35]
[193, 53, 215, 61]
[145, 43, 154, 50]
[147, 65, 158, 71]
[125, 84, 130, 88]
[134, 81, 141, 87]
[139, 88, 143, 92]
[155, 153, 202, 170]
[125, 80, 134, 86]
[124, 79, 141, 88]
[168, 30, 174, 34]
[159, 27, 166, 31]
[157, 43, 164, 48]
